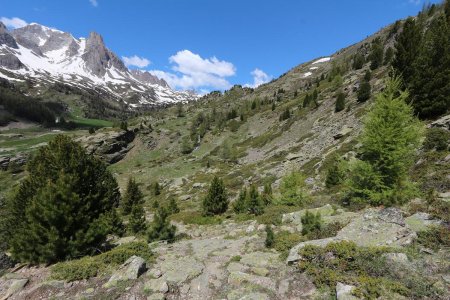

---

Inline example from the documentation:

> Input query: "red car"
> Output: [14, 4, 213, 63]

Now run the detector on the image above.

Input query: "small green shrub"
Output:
[265, 226, 274, 248]
[273, 231, 302, 259]
[416, 225, 450, 251]
[51, 242, 153, 282]
[301, 211, 322, 235]
[230, 255, 241, 262]
[423, 128, 449, 151]
[279, 171, 309, 206]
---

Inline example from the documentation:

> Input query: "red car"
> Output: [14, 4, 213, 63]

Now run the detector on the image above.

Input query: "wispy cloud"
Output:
[122, 55, 151, 68]
[89, 0, 98, 7]
[0, 17, 28, 29]
[245, 68, 271, 88]
[408, 0, 421, 5]
[149, 50, 236, 90]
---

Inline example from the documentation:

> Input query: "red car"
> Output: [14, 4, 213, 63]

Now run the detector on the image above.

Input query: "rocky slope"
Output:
[0, 22, 197, 107]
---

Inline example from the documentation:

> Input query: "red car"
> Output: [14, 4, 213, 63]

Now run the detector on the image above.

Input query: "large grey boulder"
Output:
[104, 255, 147, 287]
[1, 278, 28, 300]
[287, 207, 416, 263]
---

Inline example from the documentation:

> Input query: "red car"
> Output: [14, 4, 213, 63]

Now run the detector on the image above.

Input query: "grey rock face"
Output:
[0, 54, 24, 69]
[130, 70, 170, 88]
[0, 22, 18, 49]
[105, 255, 147, 287]
[336, 282, 359, 300]
[82, 32, 127, 76]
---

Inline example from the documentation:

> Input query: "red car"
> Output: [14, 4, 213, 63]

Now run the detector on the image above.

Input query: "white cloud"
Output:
[89, 0, 98, 7]
[408, 0, 421, 5]
[0, 17, 28, 29]
[245, 68, 271, 88]
[122, 55, 151, 68]
[149, 50, 236, 90]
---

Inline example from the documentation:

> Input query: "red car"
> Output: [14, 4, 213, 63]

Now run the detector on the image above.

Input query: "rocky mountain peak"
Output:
[0, 22, 18, 49]
[130, 70, 170, 88]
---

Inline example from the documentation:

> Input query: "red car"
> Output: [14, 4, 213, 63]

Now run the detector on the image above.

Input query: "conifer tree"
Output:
[409, 13, 450, 119]
[325, 158, 345, 188]
[261, 183, 273, 205]
[369, 37, 384, 70]
[352, 53, 365, 70]
[233, 188, 247, 213]
[147, 206, 176, 242]
[280, 171, 309, 206]
[357, 81, 371, 103]
[4, 135, 121, 263]
[128, 203, 147, 234]
[122, 178, 144, 215]
[153, 182, 161, 196]
[392, 17, 422, 84]
[202, 177, 228, 216]
[265, 226, 274, 248]
[167, 197, 180, 215]
[335, 93, 346, 112]
[301, 211, 322, 235]
[247, 185, 264, 215]
[347, 76, 423, 206]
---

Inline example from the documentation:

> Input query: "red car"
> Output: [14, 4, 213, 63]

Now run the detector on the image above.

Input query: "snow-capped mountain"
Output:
[0, 22, 197, 106]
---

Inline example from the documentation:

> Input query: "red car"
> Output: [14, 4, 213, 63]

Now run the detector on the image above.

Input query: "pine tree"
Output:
[357, 81, 371, 103]
[167, 198, 180, 215]
[325, 158, 345, 188]
[4, 135, 121, 263]
[128, 203, 147, 234]
[335, 93, 346, 112]
[261, 183, 273, 205]
[383, 47, 394, 65]
[392, 17, 422, 84]
[369, 37, 384, 70]
[247, 185, 264, 215]
[347, 76, 423, 206]
[271, 102, 276, 111]
[181, 136, 194, 154]
[153, 182, 161, 196]
[280, 171, 309, 206]
[303, 94, 311, 108]
[233, 188, 247, 213]
[265, 226, 274, 248]
[409, 14, 450, 119]
[352, 53, 365, 70]
[301, 211, 322, 235]
[202, 177, 228, 216]
[122, 178, 144, 215]
[147, 206, 176, 242]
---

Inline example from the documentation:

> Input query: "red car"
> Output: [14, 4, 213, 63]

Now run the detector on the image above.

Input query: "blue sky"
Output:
[0, 0, 441, 92]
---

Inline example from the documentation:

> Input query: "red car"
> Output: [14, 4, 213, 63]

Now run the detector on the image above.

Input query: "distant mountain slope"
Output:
[0, 22, 197, 107]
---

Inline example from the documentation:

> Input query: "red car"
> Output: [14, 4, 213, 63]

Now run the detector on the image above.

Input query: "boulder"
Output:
[333, 126, 352, 139]
[287, 208, 416, 264]
[336, 282, 359, 300]
[104, 255, 146, 287]
[1, 278, 28, 299]
[405, 212, 442, 232]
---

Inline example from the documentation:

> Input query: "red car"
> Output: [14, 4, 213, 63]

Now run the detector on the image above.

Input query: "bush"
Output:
[279, 171, 309, 206]
[51, 242, 153, 282]
[423, 128, 449, 151]
[301, 211, 322, 235]
[273, 231, 302, 259]
[265, 226, 274, 248]
[298, 241, 439, 298]
[233, 189, 247, 213]
[416, 225, 450, 251]
[202, 177, 228, 216]
[167, 198, 180, 215]
[352, 53, 365, 70]
[4, 135, 122, 263]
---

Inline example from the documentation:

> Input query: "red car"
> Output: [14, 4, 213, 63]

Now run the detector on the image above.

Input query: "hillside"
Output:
[0, 2, 449, 300]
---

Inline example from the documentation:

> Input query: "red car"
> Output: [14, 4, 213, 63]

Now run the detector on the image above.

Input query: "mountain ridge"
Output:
[0, 22, 198, 107]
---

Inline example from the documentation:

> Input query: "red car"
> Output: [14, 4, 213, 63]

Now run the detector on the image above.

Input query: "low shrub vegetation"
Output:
[51, 242, 153, 282]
